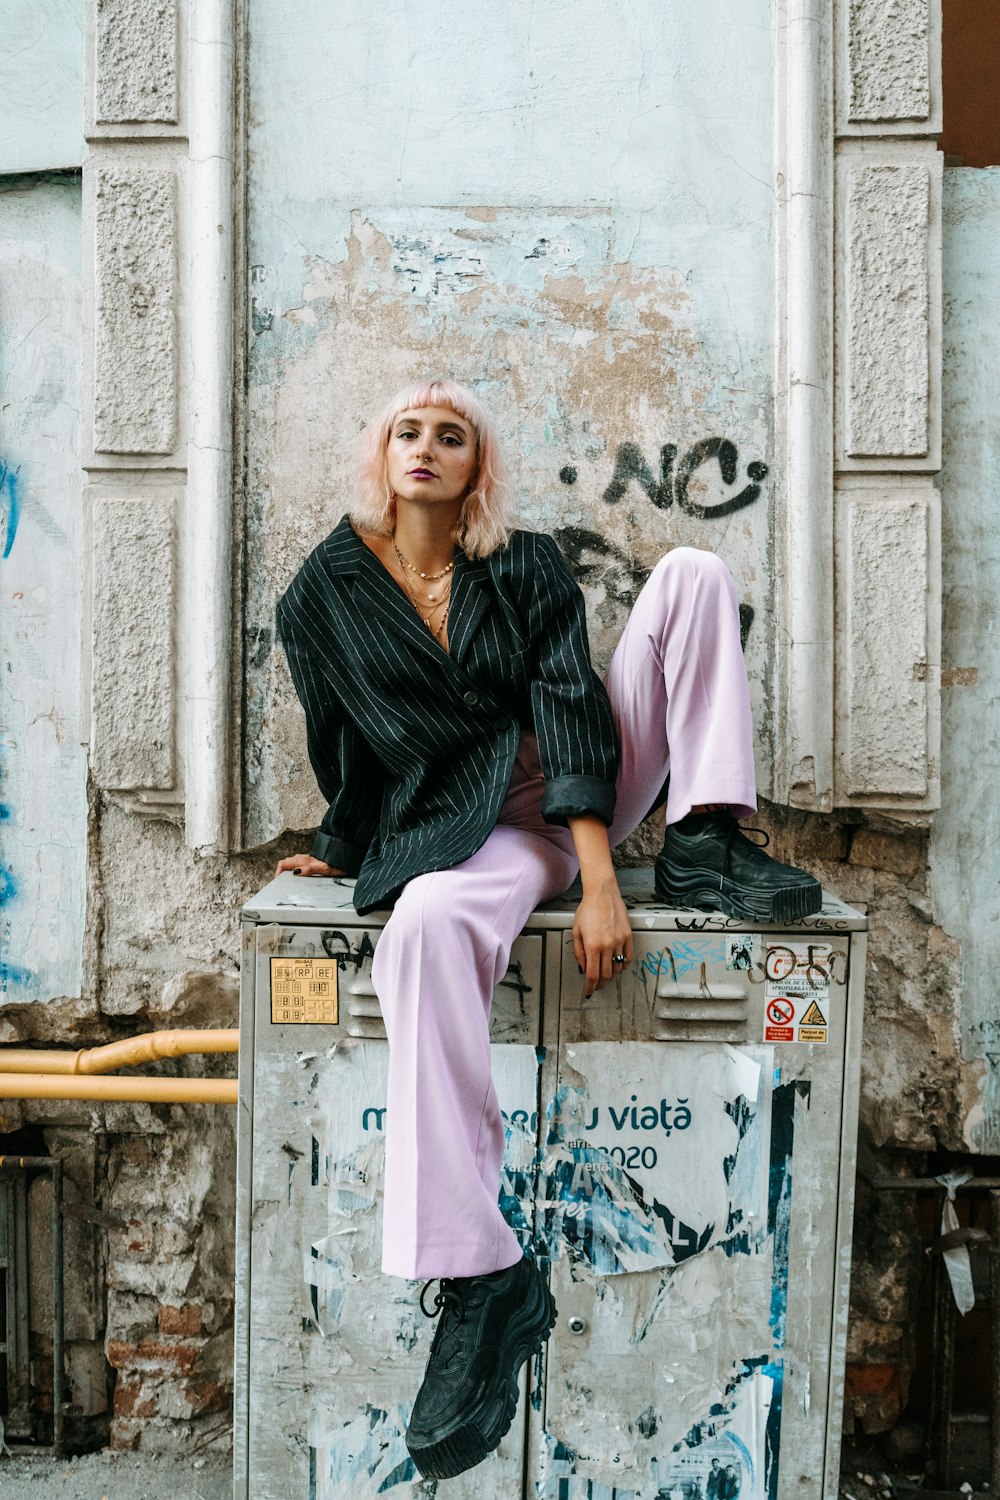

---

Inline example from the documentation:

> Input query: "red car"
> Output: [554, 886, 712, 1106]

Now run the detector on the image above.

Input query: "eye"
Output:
[396, 428, 418, 440]
[441, 434, 464, 446]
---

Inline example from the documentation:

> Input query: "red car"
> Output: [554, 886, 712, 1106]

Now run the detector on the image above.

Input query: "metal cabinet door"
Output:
[529, 925, 855, 1500]
[236, 916, 546, 1500]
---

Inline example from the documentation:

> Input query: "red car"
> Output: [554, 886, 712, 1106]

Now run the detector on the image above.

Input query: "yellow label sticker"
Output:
[269, 957, 340, 1025]
[797, 1025, 828, 1043]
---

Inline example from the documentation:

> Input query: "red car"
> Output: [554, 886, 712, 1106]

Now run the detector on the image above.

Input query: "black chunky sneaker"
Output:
[655, 811, 823, 921]
[405, 1254, 556, 1480]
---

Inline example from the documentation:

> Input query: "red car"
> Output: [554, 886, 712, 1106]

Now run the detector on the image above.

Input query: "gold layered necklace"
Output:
[392, 536, 455, 643]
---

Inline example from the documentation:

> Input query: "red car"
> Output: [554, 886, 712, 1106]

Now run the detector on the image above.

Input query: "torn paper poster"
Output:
[537, 1361, 780, 1500]
[544, 1044, 769, 1270]
[537, 1077, 804, 1499]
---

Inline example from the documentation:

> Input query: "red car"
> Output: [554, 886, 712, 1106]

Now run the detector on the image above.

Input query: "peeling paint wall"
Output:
[930, 167, 1000, 1153]
[243, 0, 777, 847]
[1, 0, 84, 173]
[0, 176, 88, 1005]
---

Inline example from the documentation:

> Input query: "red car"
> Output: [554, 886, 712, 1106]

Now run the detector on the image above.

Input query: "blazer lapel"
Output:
[447, 553, 493, 666]
[319, 516, 493, 671]
[350, 543, 449, 670]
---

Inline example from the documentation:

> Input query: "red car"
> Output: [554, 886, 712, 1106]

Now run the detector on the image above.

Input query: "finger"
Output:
[585, 953, 601, 998]
[613, 936, 633, 971]
[572, 928, 586, 976]
[600, 948, 614, 983]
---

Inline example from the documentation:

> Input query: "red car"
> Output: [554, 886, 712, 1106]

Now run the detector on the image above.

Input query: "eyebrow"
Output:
[394, 416, 470, 436]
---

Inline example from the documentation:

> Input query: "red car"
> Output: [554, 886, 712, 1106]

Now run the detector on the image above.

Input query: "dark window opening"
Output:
[0, 1130, 65, 1454]
[942, 0, 1000, 167]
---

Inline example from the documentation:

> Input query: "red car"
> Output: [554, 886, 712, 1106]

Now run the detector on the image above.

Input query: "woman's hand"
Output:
[274, 854, 344, 877]
[566, 816, 632, 997]
[573, 876, 633, 996]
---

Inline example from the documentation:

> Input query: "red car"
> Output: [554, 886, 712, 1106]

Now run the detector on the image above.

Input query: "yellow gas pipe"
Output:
[0, 1029, 239, 1104]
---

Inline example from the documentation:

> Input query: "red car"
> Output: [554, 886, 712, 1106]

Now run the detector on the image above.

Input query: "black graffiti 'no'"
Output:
[601, 438, 767, 519]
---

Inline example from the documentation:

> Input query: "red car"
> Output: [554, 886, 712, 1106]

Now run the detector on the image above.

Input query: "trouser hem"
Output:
[382, 1236, 524, 1281]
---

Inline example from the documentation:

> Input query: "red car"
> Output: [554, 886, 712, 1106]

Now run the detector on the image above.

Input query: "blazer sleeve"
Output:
[525, 533, 620, 827]
[276, 599, 386, 876]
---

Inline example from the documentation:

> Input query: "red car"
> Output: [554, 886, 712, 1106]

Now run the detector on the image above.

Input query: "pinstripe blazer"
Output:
[276, 514, 620, 913]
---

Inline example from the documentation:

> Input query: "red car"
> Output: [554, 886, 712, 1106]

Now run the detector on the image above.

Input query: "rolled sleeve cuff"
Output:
[311, 829, 365, 875]
[542, 774, 616, 828]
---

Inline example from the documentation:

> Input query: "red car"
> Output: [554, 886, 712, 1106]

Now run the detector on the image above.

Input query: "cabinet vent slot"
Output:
[346, 974, 386, 1038]
[654, 979, 749, 1040]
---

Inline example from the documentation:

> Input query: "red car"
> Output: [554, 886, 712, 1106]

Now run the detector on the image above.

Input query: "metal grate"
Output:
[873, 1174, 999, 1497]
[0, 1156, 64, 1453]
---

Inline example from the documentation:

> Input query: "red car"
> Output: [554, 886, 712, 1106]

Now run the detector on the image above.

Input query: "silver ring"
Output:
[612, 953, 627, 965]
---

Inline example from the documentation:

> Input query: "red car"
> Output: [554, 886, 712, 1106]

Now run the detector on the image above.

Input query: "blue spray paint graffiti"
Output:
[0, 920, 32, 997]
[0, 735, 31, 993]
[0, 462, 20, 559]
[631, 938, 728, 983]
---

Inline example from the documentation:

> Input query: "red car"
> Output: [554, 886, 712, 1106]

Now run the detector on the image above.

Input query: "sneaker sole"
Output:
[654, 866, 824, 923]
[406, 1272, 557, 1481]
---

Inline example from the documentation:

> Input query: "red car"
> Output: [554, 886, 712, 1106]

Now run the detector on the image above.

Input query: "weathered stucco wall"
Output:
[0, 176, 88, 1007]
[1, 0, 84, 173]
[930, 166, 1000, 1153]
[243, 0, 777, 848]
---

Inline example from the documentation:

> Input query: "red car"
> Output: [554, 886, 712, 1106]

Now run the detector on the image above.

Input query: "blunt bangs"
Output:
[349, 379, 514, 558]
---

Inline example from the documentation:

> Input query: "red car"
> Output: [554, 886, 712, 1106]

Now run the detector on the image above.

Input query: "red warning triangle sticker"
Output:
[800, 999, 827, 1027]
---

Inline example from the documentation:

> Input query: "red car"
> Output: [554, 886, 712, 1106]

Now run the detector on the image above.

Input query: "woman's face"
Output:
[385, 405, 478, 508]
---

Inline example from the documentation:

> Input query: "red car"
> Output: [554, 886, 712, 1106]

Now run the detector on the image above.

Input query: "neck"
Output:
[392, 499, 461, 569]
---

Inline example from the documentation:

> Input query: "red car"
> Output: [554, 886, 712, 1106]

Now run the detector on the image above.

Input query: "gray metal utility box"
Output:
[235, 871, 867, 1500]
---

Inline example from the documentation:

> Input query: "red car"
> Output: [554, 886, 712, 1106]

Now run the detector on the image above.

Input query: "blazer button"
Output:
[463, 690, 481, 706]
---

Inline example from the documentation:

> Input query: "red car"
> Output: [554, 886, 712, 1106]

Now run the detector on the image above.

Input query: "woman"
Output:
[274, 379, 819, 1481]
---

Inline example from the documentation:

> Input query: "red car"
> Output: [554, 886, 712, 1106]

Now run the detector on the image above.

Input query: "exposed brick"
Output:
[113, 1377, 158, 1419]
[845, 1361, 899, 1395]
[158, 1303, 203, 1337]
[940, 666, 978, 686]
[106, 1337, 202, 1374]
[844, 1361, 903, 1435]
[184, 1376, 231, 1418]
[848, 828, 922, 877]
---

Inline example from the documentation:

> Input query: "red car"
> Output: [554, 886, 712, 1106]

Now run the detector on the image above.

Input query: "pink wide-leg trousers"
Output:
[371, 548, 757, 1279]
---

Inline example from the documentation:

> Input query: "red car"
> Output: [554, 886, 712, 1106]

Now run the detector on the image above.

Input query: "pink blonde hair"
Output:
[349, 379, 514, 558]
